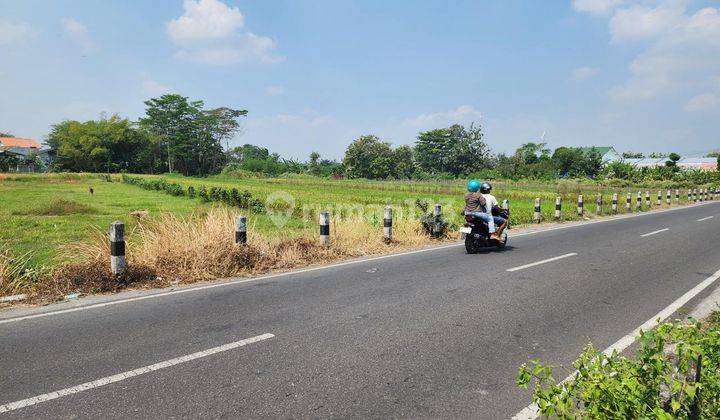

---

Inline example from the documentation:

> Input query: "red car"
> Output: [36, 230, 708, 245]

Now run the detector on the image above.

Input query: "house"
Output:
[623, 157, 667, 167]
[0, 137, 52, 172]
[578, 146, 623, 163]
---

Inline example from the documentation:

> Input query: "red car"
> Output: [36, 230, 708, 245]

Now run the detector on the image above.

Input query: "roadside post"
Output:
[554, 196, 561, 220]
[383, 206, 392, 242]
[533, 198, 541, 224]
[657, 191, 661, 206]
[433, 204, 442, 237]
[626, 193, 631, 212]
[666, 189, 671, 205]
[577, 194, 583, 217]
[612, 193, 618, 213]
[110, 221, 126, 275]
[688, 189, 692, 202]
[235, 216, 247, 244]
[596, 193, 602, 215]
[694, 188, 698, 202]
[636, 191, 642, 211]
[675, 189, 679, 204]
[319, 211, 330, 245]
[503, 199, 510, 229]
[645, 191, 651, 207]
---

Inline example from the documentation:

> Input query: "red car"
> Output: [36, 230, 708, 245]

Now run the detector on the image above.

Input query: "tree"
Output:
[392, 145, 415, 179]
[227, 144, 270, 163]
[0, 132, 13, 137]
[552, 147, 585, 177]
[308, 151, 321, 175]
[343, 135, 394, 179]
[514, 142, 550, 165]
[414, 123, 491, 176]
[665, 152, 681, 167]
[139, 94, 204, 174]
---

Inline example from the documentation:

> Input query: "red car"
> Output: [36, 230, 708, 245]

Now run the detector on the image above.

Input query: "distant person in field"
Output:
[89, 187, 94, 195]
[463, 179, 496, 234]
[479, 182, 507, 240]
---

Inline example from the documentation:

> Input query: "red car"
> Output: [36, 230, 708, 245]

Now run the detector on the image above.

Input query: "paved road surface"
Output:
[2, 202, 720, 418]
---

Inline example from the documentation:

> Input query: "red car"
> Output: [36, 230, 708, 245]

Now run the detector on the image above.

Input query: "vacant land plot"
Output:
[0, 173, 700, 302]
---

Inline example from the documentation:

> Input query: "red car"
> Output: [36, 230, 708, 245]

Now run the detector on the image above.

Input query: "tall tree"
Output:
[343, 135, 394, 179]
[139, 94, 204, 174]
[414, 123, 491, 176]
[392, 145, 415, 179]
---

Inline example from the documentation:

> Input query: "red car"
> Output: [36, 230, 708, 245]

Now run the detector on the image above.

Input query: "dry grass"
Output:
[10, 208, 438, 303]
[11, 198, 98, 216]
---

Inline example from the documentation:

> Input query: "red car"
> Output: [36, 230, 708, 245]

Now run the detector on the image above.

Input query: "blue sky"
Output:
[1, 0, 718, 160]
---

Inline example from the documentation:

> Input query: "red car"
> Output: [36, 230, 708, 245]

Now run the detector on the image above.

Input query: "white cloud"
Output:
[0, 18, 33, 46]
[609, 2, 686, 42]
[572, 66, 600, 80]
[141, 78, 172, 96]
[685, 93, 719, 112]
[266, 85, 284, 96]
[167, 0, 282, 65]
[572, 0, 624, 15]
[605, 4, 720, 102]
[167, 0, 244, 42]
[400, 105, 482, 128]
[61, 18, 95, 53]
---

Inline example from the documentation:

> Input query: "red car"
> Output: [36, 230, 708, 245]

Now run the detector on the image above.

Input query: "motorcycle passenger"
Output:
[464, 179, 497, 234]
[480, 182, 507, 240]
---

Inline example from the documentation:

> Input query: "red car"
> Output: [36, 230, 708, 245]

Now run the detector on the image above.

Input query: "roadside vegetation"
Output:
[518, 312, 720, 418]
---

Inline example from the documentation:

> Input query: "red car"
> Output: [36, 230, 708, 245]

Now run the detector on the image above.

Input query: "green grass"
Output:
[0, 173, 696, 270]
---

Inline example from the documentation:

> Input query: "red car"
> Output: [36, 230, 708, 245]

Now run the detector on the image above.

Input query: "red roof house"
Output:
[0, 137, 41, 149]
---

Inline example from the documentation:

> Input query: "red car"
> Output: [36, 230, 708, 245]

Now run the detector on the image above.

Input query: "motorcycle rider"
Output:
[480, 181, 507, 240]
[464, 179, 497, 234]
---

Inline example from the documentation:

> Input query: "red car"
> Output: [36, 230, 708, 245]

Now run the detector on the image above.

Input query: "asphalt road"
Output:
[2, 202, 720, 418]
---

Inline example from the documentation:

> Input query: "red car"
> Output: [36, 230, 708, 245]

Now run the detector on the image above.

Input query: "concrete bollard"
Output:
[383, 206, 392, 242]
[645, 191, 651, 207]
[554, 196, 562, 220]
[700, 189, 704, 202]
[612, 193, 618, 213]
[577, 194, 583, 216]
[433, 204, 442, 237]
[626, 193, 631, 212]
[533, 198, 541, 223]
[596, 193, 602, 215]
[688, 189, 692, 202]
[694, 188, 698, 202]
[657, 191, 662, 206]
[235, 216, 247, 244]
[666, 190, 671, 205]
[110, 221, 126, 275]
[503, 199, 510, 229]
[675, 189, 679, 204]
[319, 211, 330, 245]
[636, 191, 642, 211]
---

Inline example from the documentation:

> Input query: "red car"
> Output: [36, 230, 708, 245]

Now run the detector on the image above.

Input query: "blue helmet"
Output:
[467, 179, 481, 192]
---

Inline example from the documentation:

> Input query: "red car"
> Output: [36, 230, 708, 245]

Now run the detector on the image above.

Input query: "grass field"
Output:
[0, 172, 705, 301]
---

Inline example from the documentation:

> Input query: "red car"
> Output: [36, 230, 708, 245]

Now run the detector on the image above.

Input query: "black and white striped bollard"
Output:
[675, 189, 679, 204]
[110, 221, 126, 275]
[645, 191, 651, 207]
[626, 193, 631, 212]
[657, 191, 661, 206]
[383, 206, 392, 242]
[533, 198, 541, 223]
[235, 216, 247, 244]
[688, 189, 692, 202]
[596, 193, 602, 215]
[319, 211, 330, 245]
[666, 190, 671, 205]
[554, 196, 561, 220]
[612, 193, 618, 213]
[433, 204, 442, 237]
[577, 194, 583, 216]
[503, 199, 510, 229]
[636, 192, 642, 211]
[694, 188, 698, 202]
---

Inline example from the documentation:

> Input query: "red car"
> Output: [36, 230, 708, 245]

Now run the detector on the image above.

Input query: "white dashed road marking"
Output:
[697, 216, 713, 222]
[640, 228, 669, 237]
[0, 333, 275, 414]
[506, 253, 577, 272]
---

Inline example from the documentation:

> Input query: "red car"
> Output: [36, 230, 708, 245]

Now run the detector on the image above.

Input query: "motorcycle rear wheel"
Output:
[465, 234, 479, 254]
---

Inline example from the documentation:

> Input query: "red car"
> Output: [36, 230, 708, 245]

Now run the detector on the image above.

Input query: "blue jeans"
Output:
[464, 211, 496, 233]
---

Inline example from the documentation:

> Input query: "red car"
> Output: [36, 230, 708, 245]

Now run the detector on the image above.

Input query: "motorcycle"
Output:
[459, 211, 508, 254]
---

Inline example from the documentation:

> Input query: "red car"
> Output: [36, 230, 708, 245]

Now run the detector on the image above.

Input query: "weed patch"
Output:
[12, 198, 99, 216]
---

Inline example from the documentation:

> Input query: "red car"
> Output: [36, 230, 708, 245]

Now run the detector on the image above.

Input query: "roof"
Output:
[577, 146, 616, 156]
[678, 157, 717, 164]
[0, 137, 41, 149]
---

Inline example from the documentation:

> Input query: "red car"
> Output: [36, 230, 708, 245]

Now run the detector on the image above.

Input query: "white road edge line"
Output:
[640, 228, 669, 237]
[1, 201, 714, 325]
[506, 253, 577, 272]
[697, 216, 714, 222]
[512, 267, 720, 420]
[0, 333, 274, 414]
